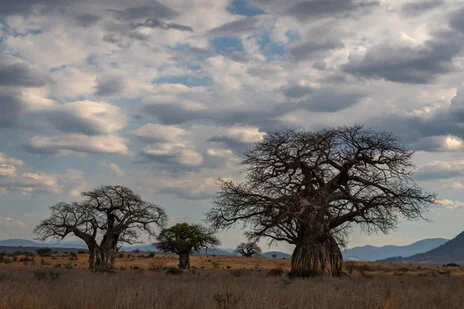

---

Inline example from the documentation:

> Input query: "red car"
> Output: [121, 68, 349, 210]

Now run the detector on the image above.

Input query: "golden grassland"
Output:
[1, 252, 464, 308]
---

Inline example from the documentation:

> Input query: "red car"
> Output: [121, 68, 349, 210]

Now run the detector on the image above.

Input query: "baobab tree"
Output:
[35, 185, 167, 270]
[236, 242, 262, 257]
[156, 223, 220, 269]
[207, 126, 436, 277]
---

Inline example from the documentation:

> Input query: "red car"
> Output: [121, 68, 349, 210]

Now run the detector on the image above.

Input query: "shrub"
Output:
[267, 267, 284, 277]
[165, 267, 182, 275]
[70, 252, 77, 258]
[445, 263, 461, 267]
[19, 257, 34, 263]
[36, 248, 52, 257]
[63, 263, 73, 270]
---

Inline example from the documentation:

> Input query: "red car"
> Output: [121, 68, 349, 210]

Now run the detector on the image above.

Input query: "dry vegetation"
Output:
[1, 252, 464, 308]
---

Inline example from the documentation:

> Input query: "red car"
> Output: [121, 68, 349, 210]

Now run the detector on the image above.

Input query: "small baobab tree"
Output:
[207, 125, 436, 277]
[236, 242, 262, 257]
[156, 223, 220, 269]
[35, 185, 167, 270]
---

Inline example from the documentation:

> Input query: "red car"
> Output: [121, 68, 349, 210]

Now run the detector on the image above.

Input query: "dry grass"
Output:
[1, 253, 464, 308]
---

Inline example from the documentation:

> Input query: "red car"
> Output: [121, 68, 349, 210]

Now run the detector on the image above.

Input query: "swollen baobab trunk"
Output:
[179, 251, 190, 269]
[290, 234, 343, 277]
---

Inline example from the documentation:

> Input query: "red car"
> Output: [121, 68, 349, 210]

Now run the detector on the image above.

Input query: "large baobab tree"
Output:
[156, 223, 220, 269]
[35, 185, 167, 270]
[207, 126, 436, 277]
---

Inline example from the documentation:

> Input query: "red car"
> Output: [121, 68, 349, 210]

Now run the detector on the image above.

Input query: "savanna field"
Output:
[1, 252, 464, 309]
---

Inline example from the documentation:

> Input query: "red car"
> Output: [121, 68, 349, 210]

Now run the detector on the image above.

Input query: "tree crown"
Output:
[35, 185, 167, 245]
[207, 125, 436, 245]
[156, 223, 220, 254]
[236, 242, 262, 257]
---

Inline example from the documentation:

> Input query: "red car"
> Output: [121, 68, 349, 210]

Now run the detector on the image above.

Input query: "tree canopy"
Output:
[236, 242, 262, 257]
[156, 223, 220, 269]
[35, 185, 167, 270]
[207, 125, 436, 276]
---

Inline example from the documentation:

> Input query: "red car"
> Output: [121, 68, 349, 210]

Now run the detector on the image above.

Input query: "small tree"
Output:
[35, 185, 167, 270]
[235, 242, 262, 257]
[156, 223, 220, 269]
[207, 126, 436, 277]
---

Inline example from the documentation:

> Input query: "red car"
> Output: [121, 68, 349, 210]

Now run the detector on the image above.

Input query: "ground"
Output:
[1, 252, 464, 308]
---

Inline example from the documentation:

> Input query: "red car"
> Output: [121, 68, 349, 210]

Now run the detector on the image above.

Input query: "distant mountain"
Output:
[0, 239, 88, 249]
[342, 238, 449, 261]
[0, 239, 44, 247]
[0, 239, 239, 256]
[261, 251, 291, 259]
[379, 232, 464, 265]
[119, 245, 159, 252]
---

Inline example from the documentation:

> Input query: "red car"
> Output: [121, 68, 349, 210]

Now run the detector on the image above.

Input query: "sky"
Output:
[0, 0, 463, 252]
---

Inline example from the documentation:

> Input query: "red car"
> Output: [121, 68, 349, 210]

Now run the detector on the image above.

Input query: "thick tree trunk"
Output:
[290, 234, 343, 277]
[88, 245, 96, 270]
[97, 235, 118, 269]
[178, 252, 190, 269]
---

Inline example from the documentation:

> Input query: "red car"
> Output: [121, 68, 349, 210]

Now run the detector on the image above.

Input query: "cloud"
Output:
[157, 176, 218, 200]
[207, 17, 259, 37]
[140, 143, 204, 167]
[343, 32, 463, 84]
[369, 87, 464, 152]
[109, 3, 178, 20]
[25, 134, 130, 156]
[37, 100, 127, 135]
[95, 77, 126, 97]
[134, 123, 189, 143]
[449, 7, 464, 34]
[0, 56, 46, 87]
[436, 199, 464, 210]
[415, 161, 464, 181]
[132, 18, 193, 32]
[209, 126, 265, 150]
[401, 0, 445, 16]
[0, 152, 85, 195]
[142, 99, 208, 125]
[0, 153, 24, 166]
[0, 0, 64, 16]
[0, 217, 27, 229]
[282, 84, 313, 99]
[109, 163, 125, 177]
[281, 88, 365, 113]
[288, 39, 344, 61]
[75, 14, 101, 27]
[0, 93, 23, 128]
[285, 0, 378, 21]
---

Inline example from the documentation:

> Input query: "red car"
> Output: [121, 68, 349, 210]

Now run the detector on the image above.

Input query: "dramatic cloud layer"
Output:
[1, 0, 464, 248]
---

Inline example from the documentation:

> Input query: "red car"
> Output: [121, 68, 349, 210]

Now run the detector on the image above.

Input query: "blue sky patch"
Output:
[286, 30, 301, 44]
[211, 36, 244, 55]
[227, 0, 266, 17]
[154, 75, 214, 87]
[257, 32, 285, 60]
